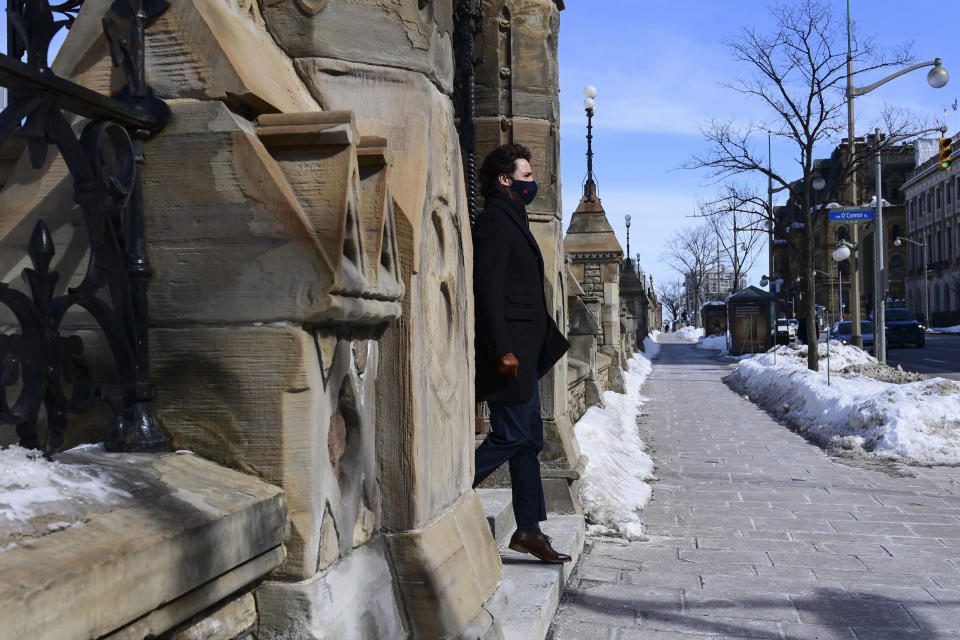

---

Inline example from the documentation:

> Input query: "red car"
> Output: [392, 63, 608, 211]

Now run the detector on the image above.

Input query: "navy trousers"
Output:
[473, 385, 547, 527]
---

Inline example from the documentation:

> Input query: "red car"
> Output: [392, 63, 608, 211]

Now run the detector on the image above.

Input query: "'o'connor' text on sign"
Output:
[828, 209, 875, 222]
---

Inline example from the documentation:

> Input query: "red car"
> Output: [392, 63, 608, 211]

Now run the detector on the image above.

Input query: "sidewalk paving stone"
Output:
[548, 336, 960, 639]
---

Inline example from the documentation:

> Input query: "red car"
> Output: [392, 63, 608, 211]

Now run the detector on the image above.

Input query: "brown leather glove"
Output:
[495, 352, 519, 378]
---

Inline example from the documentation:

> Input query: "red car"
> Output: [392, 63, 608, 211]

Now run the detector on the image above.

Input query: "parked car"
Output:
[776, 318, 797, 343]
[884, 308, 925, 348]
[831, 320, 874, 349]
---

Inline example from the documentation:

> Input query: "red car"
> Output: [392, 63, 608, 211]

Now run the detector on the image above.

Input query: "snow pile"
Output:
[0, 446, 132, 542]
[696, 334, 728, 353]
[933, 325, 960, 334]
[673, 326, 704, 342]
[727, 342, 960, 464]
[643, 334, 661, 358]
[575, 337, 657, 540]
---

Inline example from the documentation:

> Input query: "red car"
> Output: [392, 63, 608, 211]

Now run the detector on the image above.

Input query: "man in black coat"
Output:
[472, 144, 571, 564]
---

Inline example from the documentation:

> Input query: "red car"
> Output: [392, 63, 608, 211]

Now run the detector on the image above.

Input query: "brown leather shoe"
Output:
[508, 529, 572, 564]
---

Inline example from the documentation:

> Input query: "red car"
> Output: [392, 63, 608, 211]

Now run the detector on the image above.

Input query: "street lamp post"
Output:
[894, 236, 928, 335]
[583, 85, 598, 201]
[837, 260, 844, 320]
[625, 214, 632, 265]
[844, 0, 948, 349]
[833, 240, 858, 340]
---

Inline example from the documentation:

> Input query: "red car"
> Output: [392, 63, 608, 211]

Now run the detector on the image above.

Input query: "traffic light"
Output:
[939, 137, 953, 171]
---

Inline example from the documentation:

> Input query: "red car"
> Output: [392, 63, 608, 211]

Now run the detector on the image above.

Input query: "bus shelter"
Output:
[726, 286, 779, 354]
[701, 301, 727, 336]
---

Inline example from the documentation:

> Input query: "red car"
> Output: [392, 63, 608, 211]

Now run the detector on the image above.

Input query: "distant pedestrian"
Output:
[472, 143, 571, 564]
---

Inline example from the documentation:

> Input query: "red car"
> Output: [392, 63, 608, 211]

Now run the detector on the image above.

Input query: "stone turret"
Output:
[564, 182, 623, 347]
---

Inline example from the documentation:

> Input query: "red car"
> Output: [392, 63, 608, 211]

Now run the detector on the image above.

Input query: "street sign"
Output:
[828, 209, 875, 222]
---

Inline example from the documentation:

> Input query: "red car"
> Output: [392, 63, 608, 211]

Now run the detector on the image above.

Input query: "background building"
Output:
[684, 266, 746, 308]
[903, 132, 959, 326]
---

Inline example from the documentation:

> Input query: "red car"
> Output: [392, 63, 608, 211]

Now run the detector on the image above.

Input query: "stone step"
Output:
[497, 514, 585, 640]
[476, 488, 516, 547]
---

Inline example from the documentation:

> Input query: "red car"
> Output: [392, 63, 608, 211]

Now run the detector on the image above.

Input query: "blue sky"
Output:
[2, 2, 957, 295]
[557, 0, 960, 293]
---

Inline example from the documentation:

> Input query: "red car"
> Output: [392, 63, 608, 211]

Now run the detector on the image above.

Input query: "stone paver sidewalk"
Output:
[549, 334, 960, 640]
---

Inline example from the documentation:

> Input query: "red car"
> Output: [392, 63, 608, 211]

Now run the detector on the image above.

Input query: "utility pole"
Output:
[874, 127, 887, 363]
[733, 211, 739, 293]
[768, 132, 774, 292]
[716, 238, 721, 300]
[846, 0, 864, 349]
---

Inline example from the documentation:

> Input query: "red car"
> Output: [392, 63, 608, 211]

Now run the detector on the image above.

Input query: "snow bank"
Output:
[673, 326, 703, 342]
[643, 334, 661, 358]
[727, 342, 960, 464]
[0, 446, 132, 542]
[575, 338, 657, 540]
[696, 334, 727, 353]
[933, 325, 960, 334]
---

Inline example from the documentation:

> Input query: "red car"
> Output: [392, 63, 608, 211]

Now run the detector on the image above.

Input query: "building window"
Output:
[928, 192, 933, 212]
[890, 255, 904, 275]
[937, 231, 943, 261]
[949, 182, 953, 205]
[891, 225, 900, 245]
[949, 226, 953, 260]
[937, 186, 943, 209]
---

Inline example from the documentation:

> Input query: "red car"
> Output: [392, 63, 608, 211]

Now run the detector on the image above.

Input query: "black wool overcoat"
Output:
[473, 191, 570, 404]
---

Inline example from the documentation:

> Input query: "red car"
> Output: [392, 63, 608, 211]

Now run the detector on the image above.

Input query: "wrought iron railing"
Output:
[452, 0, 483, 227]
[0, 0, 170, 456]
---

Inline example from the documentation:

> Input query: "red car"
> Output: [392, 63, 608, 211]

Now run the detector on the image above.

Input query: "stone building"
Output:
[0, 1, 651, 639]
[771, 137, 915, 322]
[564, 182, 624, 347]
[0, 1, 563, 639]
[563, 177, 633, 409]
[902, 132, 960, 326]
[619, 257, 660, 346]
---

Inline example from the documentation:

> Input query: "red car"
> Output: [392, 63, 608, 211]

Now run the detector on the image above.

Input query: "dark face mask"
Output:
[509, 179, 538, 205]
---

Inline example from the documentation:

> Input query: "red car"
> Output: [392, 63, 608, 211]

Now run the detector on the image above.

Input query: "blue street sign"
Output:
[828, 209, 875, 222]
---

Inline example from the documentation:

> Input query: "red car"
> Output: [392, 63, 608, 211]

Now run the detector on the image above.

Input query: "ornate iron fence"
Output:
[452, 0, 483, 227]
[0, 0, 170, 456]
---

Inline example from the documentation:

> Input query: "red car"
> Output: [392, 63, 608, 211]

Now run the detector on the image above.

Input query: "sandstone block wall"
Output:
[0, 1, 504, 638]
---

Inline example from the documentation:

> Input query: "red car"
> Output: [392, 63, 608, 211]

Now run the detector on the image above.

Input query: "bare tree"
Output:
[699, 186, 768, 294]
[685, 0, 914, 370]
[661, 224, 714, 327]
[657, 280, 685, 326]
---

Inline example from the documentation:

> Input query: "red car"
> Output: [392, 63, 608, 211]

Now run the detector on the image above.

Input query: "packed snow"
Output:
[574, 337, 658, 540]
[933, 325, 960, 334]
[673, 326, 704, 342]
[696, 333, 728, 353]
[0, 445, 132, 544]
[727, 342, 960, 465]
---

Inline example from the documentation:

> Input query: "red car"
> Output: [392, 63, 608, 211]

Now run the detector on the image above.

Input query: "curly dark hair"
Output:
[480, 144, 532, 197]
